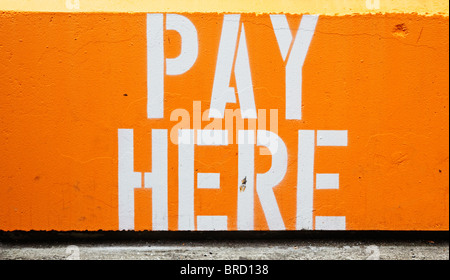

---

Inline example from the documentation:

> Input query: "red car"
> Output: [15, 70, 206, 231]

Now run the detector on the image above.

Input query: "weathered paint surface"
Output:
[1, 0, 449, 15]
[0, 10, 448, 231]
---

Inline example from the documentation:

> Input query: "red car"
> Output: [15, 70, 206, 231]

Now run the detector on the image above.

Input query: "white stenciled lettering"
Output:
[296, 130, 315, 230]
[270, 14, 319, 120]
[295, 130, 348, 230]
[256, 130, 287, 230]
[178, 129, 230, 231]
[118, 14, 350, 232]
[118, 129, 168, 231]
[147, 14, 198, 119]
[209, 15, 257, 119]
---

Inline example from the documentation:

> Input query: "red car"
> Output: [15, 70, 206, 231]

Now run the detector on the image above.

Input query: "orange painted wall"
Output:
[0, 12, 448, 231]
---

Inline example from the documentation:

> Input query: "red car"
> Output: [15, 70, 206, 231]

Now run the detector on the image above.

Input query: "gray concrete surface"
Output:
[1, 239, 448, 260]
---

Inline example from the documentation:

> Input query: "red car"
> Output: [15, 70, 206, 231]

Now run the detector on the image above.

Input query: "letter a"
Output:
[209, 14, 257, 119]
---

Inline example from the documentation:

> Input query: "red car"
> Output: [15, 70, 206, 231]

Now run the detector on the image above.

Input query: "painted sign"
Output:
[0, 12, 448, 231]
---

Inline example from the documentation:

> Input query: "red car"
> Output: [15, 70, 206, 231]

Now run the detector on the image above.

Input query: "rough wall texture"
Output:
[0, 1, 448, 231]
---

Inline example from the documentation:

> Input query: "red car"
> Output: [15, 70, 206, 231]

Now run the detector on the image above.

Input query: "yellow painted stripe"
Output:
[0, 0, 448, 15]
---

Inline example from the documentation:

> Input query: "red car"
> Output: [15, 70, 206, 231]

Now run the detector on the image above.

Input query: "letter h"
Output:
[118, 129, 168, 231]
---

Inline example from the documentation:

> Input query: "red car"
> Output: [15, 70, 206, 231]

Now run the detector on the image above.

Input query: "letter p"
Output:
[147, 14, 199, 119]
